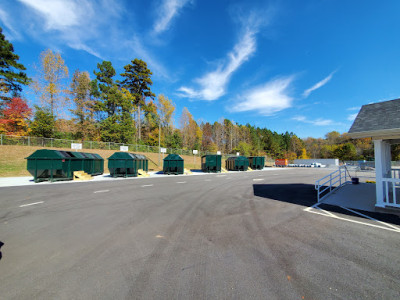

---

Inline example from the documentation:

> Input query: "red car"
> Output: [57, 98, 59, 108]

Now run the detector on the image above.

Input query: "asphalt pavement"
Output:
[1, 168, 400, 299]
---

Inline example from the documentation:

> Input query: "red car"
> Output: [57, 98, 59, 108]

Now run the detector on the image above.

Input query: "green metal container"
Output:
[248, 156, 265, 170]
[225, 156, 249, 171]
[83, 153, 104, 175]
[26, 149, 104, 182]
[108, 152, 148, 178]
[163, 154, 184, 175]
[201, 155, 222, 173]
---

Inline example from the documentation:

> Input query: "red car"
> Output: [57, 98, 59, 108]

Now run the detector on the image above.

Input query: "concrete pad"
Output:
[322, 183, 377, 212]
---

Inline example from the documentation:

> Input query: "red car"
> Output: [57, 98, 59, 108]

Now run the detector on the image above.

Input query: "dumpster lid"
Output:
[92, 153, 103, 160]
[134, 154, 148, 160]
[108, 152, 136, 160]
[202, 154, 221, 158]
[26, 149, 68, 159]
[164, 154, 183, 161]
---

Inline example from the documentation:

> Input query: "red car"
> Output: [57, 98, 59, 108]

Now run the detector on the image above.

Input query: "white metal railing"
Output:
[391, 169, 400, 180]
[315, 167, 351, 202]
[381, 169, 400, 208]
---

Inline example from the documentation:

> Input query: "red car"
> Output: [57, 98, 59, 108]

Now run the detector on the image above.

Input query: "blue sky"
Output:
[1, 0, 399, 138]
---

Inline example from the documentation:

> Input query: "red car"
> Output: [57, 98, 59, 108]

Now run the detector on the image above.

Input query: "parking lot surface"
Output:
[1, 168, 400, 299]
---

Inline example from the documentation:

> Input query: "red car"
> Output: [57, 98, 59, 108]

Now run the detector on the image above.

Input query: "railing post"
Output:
[0, 134, 2, 145]
[51, 138, 53, 148]
[28, 136, 30, 146]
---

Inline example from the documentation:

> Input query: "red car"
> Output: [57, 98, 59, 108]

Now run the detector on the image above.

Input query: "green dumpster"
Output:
[163, 154, 184, 175]
[225, 156, 249, 171]
[201, 155, 222, 173]
[108, 152, 148, 178]
[248, 156, 265, 170]
[26, 149, 104, 182]
[134, 154, 149, 172]
[83, 153, 104, 175]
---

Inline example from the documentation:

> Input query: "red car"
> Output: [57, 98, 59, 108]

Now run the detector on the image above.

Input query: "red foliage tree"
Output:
[0, 97, 32, 135]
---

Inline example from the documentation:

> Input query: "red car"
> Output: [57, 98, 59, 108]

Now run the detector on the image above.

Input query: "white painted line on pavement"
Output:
[205, 179, 211, 181]
[340, 206, 400, 232]
[141, 184, 154, 187]
[176, 181, 187, 184]
[94, 190, 110, 193]
[19, 201, 44, 207]
[303, 204, 400, 233]
[217, 175, 226, 177]
[253, 178, 264, 181]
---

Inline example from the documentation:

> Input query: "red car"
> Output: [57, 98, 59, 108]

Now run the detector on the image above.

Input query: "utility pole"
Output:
[158, 120, 161, 166]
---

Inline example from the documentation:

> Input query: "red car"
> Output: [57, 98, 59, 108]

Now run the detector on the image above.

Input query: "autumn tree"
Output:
[69, 70, 96, 139]
[333, 143, 358, 161]
[180, 107, 202, 149]
[157, 94, 175, 132]
[0, 27, 31, 103]
[32, 49, 69, 116]
[0, 97, 31, 135]
[120, 58, 155, 141]
[142, 100, 159, 146]
[201, 122, 215, 151]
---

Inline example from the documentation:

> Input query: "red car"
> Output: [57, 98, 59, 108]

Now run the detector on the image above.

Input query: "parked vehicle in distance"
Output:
[275, 159, 288, 167]
[310, 162, 326, 168]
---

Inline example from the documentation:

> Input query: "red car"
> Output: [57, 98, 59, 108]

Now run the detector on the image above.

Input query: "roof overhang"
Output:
[348, 128, 400, 140]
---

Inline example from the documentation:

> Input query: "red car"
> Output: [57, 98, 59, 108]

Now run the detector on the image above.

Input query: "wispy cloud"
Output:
[178, 11, 271, 101]
[124, 35, 169, 79]
[15, 0, 111, 58]
[230, 76, 295, 115]
[303, 70, 337, 98]
[0, 8, 21, 40]
[346, 106, 360, 111]
[292, 115, 339, 126]
[153, 0, 192, 34]
[5, 0, 168, 78]
[18, 0, 84, 30]
[347, 113, 358, 121]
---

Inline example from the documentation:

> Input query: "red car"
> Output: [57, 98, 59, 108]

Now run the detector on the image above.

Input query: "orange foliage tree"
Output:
[0, 97, 32, 135]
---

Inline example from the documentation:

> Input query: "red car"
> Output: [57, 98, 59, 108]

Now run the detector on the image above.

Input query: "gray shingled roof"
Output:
[348, 98, 400, 134]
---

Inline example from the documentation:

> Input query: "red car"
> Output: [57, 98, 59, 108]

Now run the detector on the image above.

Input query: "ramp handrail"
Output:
[315, 167, 351, 202]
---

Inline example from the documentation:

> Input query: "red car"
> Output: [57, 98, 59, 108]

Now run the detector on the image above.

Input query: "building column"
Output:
[374, 139, 391, 207]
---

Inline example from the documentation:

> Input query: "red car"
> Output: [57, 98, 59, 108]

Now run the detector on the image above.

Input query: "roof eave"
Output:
[348, 128, 400, 139]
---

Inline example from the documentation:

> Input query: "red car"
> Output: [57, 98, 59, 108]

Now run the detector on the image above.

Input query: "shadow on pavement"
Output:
[253, 183, 317, 207]
[253, 184, 400, 226]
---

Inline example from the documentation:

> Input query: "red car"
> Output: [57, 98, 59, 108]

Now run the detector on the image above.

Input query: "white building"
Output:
[348, 98, 400, 209]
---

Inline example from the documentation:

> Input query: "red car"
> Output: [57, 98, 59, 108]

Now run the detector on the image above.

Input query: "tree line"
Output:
[2, 27, 396, 160]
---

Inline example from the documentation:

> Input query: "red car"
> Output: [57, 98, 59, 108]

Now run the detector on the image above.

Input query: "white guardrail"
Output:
[315, 167, 351, 202]
[382, 169, 400, 208]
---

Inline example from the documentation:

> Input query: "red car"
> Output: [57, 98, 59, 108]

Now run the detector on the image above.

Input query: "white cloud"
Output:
[292, 115, 338, 126]
[178, 16, 263, 101]
[303, 70, 336, 98]
[17, 0, 88, 30]
[347, 113, 358, 121]
[0, 8, 21, 39]
[153, 0, 191, 34]
[346, 106, 360, 111]
[124, 35, 169, 79]
[230, 76, 295, 115]
[10, 0, 168, 77]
